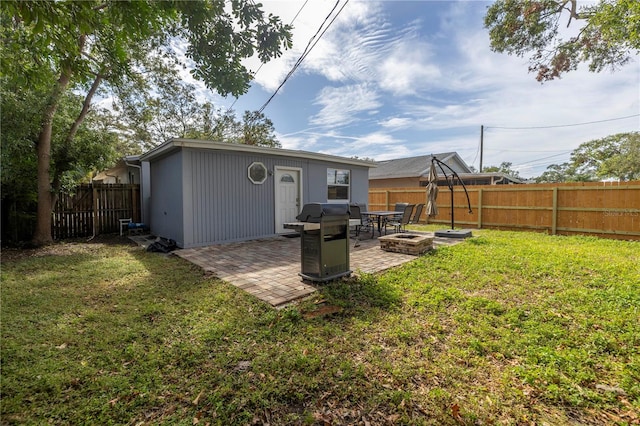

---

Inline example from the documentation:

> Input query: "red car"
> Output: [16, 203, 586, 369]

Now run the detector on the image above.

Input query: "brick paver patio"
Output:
[171, 232, 463, 308]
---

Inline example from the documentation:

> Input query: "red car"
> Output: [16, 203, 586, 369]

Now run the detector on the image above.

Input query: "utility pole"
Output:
[479, 125, 484, 173]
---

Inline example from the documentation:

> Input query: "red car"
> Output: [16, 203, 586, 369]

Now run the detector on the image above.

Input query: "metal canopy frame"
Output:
[431, 156, 473, 229]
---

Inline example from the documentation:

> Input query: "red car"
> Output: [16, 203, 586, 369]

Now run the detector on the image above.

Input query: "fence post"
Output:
[552, 187, 558, 235]
[477, 188, 483, 229]
[92, 185, 99, 237]
[385, 190, 390, 210]
[369, 183, 640, 239]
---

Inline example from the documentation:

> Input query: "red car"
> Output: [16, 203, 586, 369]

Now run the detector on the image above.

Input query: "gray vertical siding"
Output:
[306, 161, 328, 202]
[149, 147, 372, 248]
[141, 161, 151, 225]
[183, 149, 304, 247]
[349, 167, 370, 205]
[149, 151, 184, 245]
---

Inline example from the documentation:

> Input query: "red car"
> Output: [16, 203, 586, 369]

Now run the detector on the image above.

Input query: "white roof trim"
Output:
[140, 138, 376, 168]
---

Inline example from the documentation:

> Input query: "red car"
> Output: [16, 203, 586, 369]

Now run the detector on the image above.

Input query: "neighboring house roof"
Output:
[93, 156, 142, 182]
[140, 138, 377, 168]
[93, 159, 127, 182]
[369, 153, 471, 180]
[441, 172, 523, 184]
[124, 155, 141, 164]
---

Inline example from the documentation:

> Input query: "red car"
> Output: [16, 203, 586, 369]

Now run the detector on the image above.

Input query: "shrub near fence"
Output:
[369, 181, 640, 240]
[52, 184, 140, 239]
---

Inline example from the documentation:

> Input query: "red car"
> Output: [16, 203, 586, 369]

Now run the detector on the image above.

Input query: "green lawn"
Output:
[1, 230, 639, 425]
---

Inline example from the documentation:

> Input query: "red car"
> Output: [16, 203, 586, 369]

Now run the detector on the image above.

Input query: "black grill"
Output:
[287, 203, 352, 282]
[296, 203, 350, 222]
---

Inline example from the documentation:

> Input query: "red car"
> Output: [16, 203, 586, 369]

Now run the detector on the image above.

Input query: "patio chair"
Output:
[394, 202, 409, 214]
[410, 203, 424, 224]
[384, 202, 409, 226]
[349, 204, 372, 237]
[384, 204, 414, 234]
[357, 203, 373, 233]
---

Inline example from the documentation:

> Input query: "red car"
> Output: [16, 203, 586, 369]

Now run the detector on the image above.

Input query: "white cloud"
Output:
[248, 2, 445, 97]
[352, 130, 402, 147]
[240, 1, 346, 91]
[279, 128, 405, 159]
[370, 4, 640, 176]
[276, 130, 319, 151]
[309, 84, 381, 127]
[307, 5, 447, 97]
[242, 1, 387, 92]
[302, 2, 398, 83]
[246, 2, 639, 178]
[377, 41, 441, 95]
[379, 117, 413, 129]
[317, 131, 414, 161]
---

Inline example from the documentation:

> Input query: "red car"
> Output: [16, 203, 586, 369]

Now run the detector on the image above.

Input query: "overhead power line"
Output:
[485, 148, 578, 153]
[257, 0, 349, 113]
[513, 151, 573, 168]
[289, 0, 310, 25]
[487, 113, 640, 130]
[227, 0, 310, 113]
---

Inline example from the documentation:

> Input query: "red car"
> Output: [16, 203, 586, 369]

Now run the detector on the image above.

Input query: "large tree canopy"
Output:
[536, 131, 640, 182]
[534, 163, 591, 183]
[485, 0, 640, 81]
[1, 0, 292, 245]
[1, 82, 131, 244]
[114, 75, 281, 149]
[482, 161, 522, 179]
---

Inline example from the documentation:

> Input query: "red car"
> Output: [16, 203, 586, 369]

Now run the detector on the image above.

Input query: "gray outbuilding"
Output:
[139, 139, 375, 248]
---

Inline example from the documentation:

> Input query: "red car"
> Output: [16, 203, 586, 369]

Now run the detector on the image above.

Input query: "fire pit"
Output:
[378, 233, 434, 255]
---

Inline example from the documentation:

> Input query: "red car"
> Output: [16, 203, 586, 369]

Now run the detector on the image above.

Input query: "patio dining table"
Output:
[361, 210, 399, 239]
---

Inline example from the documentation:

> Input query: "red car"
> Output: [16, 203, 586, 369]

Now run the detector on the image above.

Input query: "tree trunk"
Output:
[31, 70, 72, 246]
[67, 73, 104, 145]
[32, 34, 87, 246]
[50, 72, 105, 208]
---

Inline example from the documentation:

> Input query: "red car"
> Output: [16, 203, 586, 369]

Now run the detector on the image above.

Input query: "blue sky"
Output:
[195, 1, 639, 178]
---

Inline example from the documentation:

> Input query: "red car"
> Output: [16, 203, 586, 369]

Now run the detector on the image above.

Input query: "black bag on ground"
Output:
[146, 238, 177, 253]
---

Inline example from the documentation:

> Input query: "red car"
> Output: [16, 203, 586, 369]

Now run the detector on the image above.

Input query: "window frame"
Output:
[248, 161, 268, 185]
[326, 168, 350, 203]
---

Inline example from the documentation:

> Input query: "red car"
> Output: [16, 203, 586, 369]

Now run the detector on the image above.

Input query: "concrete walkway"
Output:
[171, 232, 463, 308]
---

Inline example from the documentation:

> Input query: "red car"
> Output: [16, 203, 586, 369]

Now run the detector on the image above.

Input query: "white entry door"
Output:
[275, 167, 302, 234]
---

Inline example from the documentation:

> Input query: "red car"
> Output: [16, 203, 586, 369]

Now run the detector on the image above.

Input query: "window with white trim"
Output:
[248, 162, 267, 184]
[327, 168, 350, 201]
[280, 173, 295, 183]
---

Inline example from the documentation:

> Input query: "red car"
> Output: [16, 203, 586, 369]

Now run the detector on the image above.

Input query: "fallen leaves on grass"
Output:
[451, 403, 462, 422]
[192, 390, 204, 406]
[302, 305, 343, 319]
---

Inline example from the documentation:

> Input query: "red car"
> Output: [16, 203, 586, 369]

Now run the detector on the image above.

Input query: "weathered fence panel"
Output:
[369, 181, 640, 240]
[52, 184, 140, 239]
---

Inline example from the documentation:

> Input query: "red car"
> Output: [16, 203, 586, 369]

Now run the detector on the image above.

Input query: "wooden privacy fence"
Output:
[52, 184, 141, 239]
[369, 181, 640, 240]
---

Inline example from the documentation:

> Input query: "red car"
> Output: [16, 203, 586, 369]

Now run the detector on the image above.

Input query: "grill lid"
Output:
[296, 203, 350, 222]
